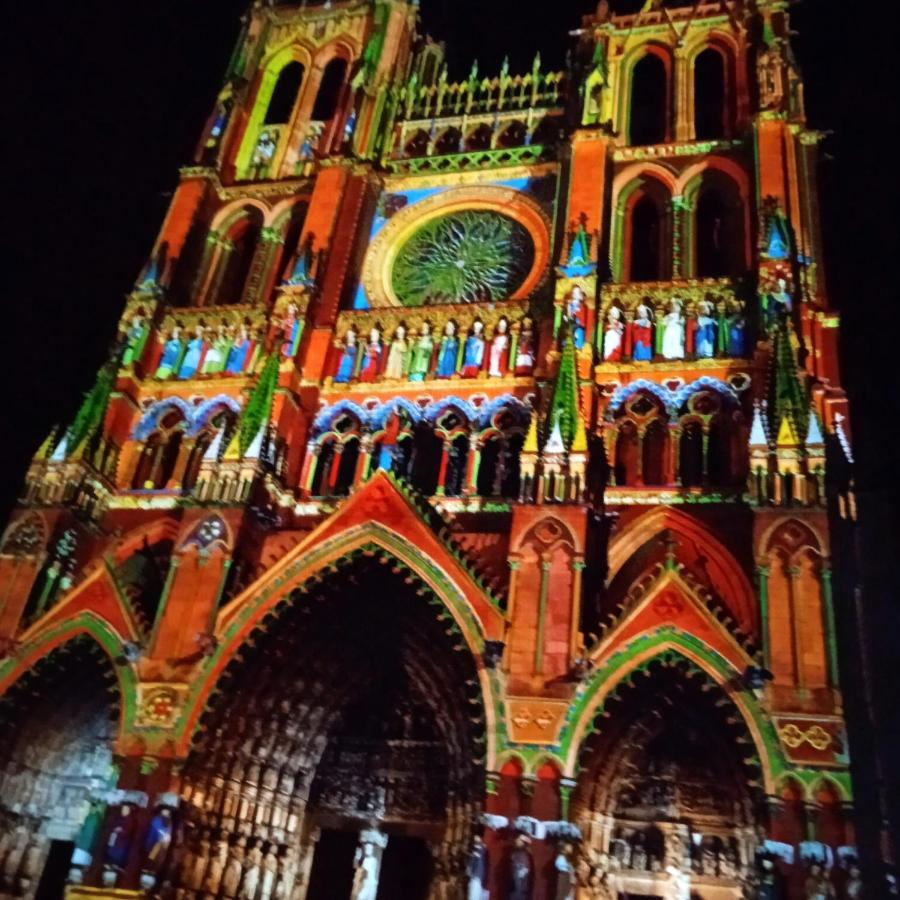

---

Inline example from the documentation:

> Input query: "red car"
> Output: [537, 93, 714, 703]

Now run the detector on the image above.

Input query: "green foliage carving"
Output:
[391, 210, 534, 306]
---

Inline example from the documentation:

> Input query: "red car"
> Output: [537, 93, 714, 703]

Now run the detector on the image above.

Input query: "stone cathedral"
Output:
[0, 0, 860, 898]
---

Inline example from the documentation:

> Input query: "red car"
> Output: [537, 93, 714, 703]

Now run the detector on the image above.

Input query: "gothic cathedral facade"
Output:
[0, 1, 859, 899]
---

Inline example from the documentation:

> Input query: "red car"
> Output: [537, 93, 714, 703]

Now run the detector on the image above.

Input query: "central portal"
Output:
[170, 554, 486, 899]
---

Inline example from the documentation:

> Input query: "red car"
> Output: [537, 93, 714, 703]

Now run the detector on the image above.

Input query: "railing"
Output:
[398, 64, 566, 120]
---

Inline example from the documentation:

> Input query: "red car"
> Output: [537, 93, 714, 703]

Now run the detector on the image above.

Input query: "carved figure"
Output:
[488, 317, 510, 377]
[466, 835, 488, 900]
[409, 322, 434, 381]
[509, 835, 533, 900]
[632, 302, 654, 361]
[661, 299, 686, 360]
[384, 324, 409, 380]
[603, 306, 624, 361]
[436, 320, 460, 378]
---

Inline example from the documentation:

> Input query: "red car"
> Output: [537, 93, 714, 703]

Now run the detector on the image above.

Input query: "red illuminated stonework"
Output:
[0, 2, 858, 898]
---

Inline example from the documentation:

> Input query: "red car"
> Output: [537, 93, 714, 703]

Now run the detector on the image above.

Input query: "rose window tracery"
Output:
[390, 210, 535, 306]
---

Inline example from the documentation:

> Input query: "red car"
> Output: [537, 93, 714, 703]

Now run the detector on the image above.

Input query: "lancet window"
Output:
[200, 206, 265, 307]
[131, 408, 187, 490]
[628, 50, 670, 146]
[693, 48, 728, 140]
[264, 61, 306, 126]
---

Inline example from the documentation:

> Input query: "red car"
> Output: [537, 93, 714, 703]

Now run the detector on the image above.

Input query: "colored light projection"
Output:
[390, 209, 535, 306]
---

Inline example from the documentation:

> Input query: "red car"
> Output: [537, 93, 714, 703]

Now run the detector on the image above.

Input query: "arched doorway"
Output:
[166, 554, 486, 899]
[573, 656, 763, 898]
[0, 637, 120, 899]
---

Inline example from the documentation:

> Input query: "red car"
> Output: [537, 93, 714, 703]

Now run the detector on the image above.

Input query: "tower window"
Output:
[312, 58, 349, 121]
[211, 207, 265, 306]
[265, 62, 306, 126]
[630, 194, 664, 281]
[694, 49, 727, 140]
[694, 174, 745, 278]
[630, 53, 668, 146]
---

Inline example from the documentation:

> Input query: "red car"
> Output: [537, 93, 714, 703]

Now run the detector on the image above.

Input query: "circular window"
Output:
[390, 210, 536, 307]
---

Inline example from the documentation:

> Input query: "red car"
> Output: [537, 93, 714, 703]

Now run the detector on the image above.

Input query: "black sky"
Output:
[1, 0, 897, 522]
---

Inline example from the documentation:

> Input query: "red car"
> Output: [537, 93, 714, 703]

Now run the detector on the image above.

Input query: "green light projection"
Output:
[390, 209, 535, 306]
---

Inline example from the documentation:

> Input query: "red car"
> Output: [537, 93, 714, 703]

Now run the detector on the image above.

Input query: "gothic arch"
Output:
[0, 612, 137, 741]
[607, 506, 756, 632]
[182, 509, 504, 760]
[612, 166, 675, 282]
[619, 42, 674, 146]
[210, 197, 273, 232]
[562, 633, 778, 791]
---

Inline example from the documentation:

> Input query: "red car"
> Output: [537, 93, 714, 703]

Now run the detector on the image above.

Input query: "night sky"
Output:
[2, 0, 897, 524]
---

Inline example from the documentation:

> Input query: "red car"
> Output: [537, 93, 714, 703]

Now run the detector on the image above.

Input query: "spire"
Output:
[805, 409, 825, 449]
[239, 353, 279, 457]
[544, 337, 587, 454]
[768, 318, 807, 445]
[749, 401, 769, 450]
[63, 358, 118, 459]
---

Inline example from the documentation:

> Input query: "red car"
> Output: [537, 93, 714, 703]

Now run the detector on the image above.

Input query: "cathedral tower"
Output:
[0, 1, 859, 898]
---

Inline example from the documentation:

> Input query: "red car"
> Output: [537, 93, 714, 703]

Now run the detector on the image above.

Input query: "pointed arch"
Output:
[181, 476, 505, 758]
[561, 631, 779, 790]
[0, 612, 137, 740]
[607, 506, 756, 632]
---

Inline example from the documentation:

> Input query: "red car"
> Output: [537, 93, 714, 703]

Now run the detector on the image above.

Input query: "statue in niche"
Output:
[358, 327, 384, 383]
[693, 299, 718, 358]
[105, 803, 138, 872]
[351, 835, 384, 900]
[178, 324, 207, 379]
[566, 285, 588, 349]
[554, 843, 576, 900]
[122, 311, 150, 367]
[260, 844, 279, 900]
[764, 276, 793, 326]
[222, 837, 245, 897]
[436, 320, 460, 378]
[603, 306, 624, 361]
[804, 863, 833, 900]
[488, 317, 510, 377]
[204, 837, 228, 894]
[408, 322, 434, 381]
[240, 837, 263, 899]
[142, 807, 174, 876]
[205, 81, 235, 159]
[726, 302, 747, 356]
[845, 864, 863, 900]
[466, 835, 489, 900]
[155, 326, 185, 379]
[660, 299, 686, 360]
[509, 835, 533, 900]
[281, 300, 303, 359]
[225, 324, 253, 374]
[274, 846, 299, 900]
[202, 323, 231, 375]
[462, 319, 487, 377]
[334, 327, 360, 383]
[515, 316, 536, 375]
[757, 42, 785, 110]
[251, 131, 278, 177]
[384, 324, 410, 380]
[632, 302, 654, 361]
[631, 835, 648, 872]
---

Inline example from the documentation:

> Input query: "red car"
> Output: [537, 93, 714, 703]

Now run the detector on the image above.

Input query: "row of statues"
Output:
[602, 298, 748, 363]
[332, 317, 537, 384]
[152, 324, 266, 380]
[120, 314, 266, 381]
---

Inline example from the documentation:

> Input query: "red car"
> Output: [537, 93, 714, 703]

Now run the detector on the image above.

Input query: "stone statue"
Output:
[804, 863, 834, 899]
[554, 843, 576, 900]
[260, 844, 279, 900]
[240, 837, 263, 900]
[509, 835, 533, 900]
[845, 864, 863, 899]
[222, 837, 245, 897]
[466, 834, 489, 900]
[351, 839, 382, 900]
